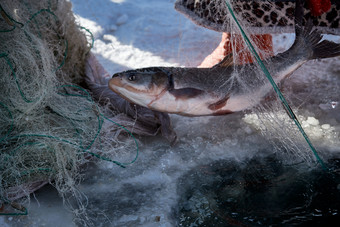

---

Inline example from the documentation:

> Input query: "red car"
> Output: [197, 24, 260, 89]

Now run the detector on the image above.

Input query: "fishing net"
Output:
[0, 0, 139, 219]
[175, 0, 340, 167]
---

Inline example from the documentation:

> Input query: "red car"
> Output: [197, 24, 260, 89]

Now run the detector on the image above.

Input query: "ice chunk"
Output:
[306, 117, 319, 126]
[321, 124, 331, 130]
[301, 120, 310, 128]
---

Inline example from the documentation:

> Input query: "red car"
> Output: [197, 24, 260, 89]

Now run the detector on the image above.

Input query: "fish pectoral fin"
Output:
[169, 87, 205, 100]
[154, 111, 177, 145]
[208, 94, 230, 111]
[212, 53, 234, 68]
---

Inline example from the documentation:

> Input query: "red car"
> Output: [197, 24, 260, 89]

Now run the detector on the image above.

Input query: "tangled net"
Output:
[0, 0, 137, 218]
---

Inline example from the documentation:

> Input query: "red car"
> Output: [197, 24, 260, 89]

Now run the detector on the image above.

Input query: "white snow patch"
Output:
[92, 34, 178, 73]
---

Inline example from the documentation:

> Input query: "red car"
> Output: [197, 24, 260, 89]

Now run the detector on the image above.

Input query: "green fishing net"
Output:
[0, 0, 137, 217]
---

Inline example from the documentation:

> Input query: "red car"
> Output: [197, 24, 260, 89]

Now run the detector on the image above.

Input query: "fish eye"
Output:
[128, 75, 136, 81]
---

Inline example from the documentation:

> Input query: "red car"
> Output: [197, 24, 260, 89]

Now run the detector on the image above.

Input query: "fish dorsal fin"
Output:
[212, 53, 234, 68]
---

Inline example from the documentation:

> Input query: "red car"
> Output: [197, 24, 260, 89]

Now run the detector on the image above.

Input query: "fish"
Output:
[108, 2, 340, 117]
[85, 53, 177, 143]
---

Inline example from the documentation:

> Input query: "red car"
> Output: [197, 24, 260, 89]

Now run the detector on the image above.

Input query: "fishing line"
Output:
[224, 0, 327, 170]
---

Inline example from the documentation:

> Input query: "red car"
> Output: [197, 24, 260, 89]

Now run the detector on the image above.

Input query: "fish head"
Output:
[109, 67, 170, 108]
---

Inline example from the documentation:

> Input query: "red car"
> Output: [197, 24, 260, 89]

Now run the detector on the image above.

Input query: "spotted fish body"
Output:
[109, 21, 340, 117]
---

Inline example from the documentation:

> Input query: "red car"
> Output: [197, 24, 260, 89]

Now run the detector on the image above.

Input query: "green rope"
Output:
[80, 26, 95, 53]
[27, 8, 58, 24]
[224, 0, 327, 170]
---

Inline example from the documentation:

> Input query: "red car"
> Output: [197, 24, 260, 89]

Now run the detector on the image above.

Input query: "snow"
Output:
[2, 0, 339, 226]
[306, 116, 320, 126]
[71, 0, 221, 71]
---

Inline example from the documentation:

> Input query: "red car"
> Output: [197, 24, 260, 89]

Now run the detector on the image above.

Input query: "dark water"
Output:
[175, 156, 340, 226]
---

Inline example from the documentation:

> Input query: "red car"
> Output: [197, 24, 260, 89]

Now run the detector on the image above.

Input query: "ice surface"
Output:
[2, 0, 339, 226]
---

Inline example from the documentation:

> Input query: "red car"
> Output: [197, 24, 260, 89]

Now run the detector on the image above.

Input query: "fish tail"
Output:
[292, 0, 340, 60]
[310, 36, 340, 59]
[293, 19, 340, 60]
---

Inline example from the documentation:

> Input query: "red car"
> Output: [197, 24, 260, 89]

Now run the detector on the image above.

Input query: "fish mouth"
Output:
[109, 76, 147, 106]
[109, 73, 169, 108]
[109, 76, 146, 94]
[109, 75, 123, 89]
[109, 75, 154, 96]
[108, 76, 126, 97]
